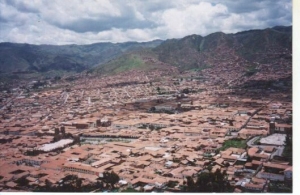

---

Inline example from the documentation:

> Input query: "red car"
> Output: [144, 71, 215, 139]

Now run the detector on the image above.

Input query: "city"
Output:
[0, 0, 293, 193]
[0, 66, 292, 192]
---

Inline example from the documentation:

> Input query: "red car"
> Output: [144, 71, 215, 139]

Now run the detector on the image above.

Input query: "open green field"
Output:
[218, 138, 247, 151]
[113, 55, 146, 73]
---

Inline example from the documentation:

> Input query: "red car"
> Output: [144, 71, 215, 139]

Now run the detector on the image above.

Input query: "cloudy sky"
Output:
[0, 0, 292, 45]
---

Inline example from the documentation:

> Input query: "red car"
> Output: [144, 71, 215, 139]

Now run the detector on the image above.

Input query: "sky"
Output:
[0, 0, 292, 45]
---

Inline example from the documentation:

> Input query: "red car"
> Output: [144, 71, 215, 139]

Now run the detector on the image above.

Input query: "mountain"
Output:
[0, 26, 292, 84]
[152, 26, 292, 70]
[0, 40, 163, 73]
[92, 26, 291, 89]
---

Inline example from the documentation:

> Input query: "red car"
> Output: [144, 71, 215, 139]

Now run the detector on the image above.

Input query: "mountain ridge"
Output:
[0, 39, 163, 73]
[92, 25, 291, 89]
[0, 26, 291, 80]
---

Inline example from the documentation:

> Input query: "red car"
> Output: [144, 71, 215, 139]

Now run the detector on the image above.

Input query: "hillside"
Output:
[0, 40, 163, 73]
[0, 26, 292, 88]
[93, 26, 291, 89]
[153, 26, 292, 70]
[90, 49, 176, 75]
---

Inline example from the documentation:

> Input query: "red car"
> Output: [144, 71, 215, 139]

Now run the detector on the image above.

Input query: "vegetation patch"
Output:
[245, 65, 258, 77]
[114, 55, 146, 73]
[121, 188, 139, 193]
[218, 138, 247, 151]
[282, 135, 292, 164]
[190, 64, 211, 72]
[199, 38, 205, 52]
[182, 169, 233, 192]
[268, 181, 292, 193]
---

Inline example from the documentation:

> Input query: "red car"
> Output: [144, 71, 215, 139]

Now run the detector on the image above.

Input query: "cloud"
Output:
[158, 2, 229, 38]
[0, 0, 292, 45]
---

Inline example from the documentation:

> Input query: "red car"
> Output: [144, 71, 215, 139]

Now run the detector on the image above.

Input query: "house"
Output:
[247, 147, 260, 157]
[215, 158, 225, 166]
[153, 105, 175, 113]
[91, 158, 112, 168]
[74, 123, 89, 129]
[238, 129, 268, 139]
[163, 167, 185, 179]
[210, 128, 229, 138]
[251, 153, 270, 162]
[222, 155, 237, 164]
[131, 177, 155, 187]
[274, 123, 292, 134]
[244, 162, 252, 169]
[263, 162, 291, 173]
[226, 147, 246, 155]
[98, 117, 111, 127]
[72, 118, 100, 129]
[14, 157, 46, 167]
[251, 160, 263, 170]
[40, 159, 64, 172]
[244, 183, 265, 192]
[263, 146, 276, 153]
[63, 163, 101, 176]
[237, 110, 249, 116]
[256, 171, 284, 181]
[251, 177, 267, 185]
[132, 160, 151, 169]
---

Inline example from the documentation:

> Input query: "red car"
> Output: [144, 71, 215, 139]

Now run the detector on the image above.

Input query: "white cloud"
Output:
[0, 0, 292, 45]
[42, 0, 121, 26]
[159, 2, 229, 38]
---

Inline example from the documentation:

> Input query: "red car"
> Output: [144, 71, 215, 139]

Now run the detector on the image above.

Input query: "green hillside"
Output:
[0, 40, 163, 74]
[91, 49, 167, 75]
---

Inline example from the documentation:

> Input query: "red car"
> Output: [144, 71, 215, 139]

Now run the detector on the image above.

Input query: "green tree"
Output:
[195, 172, 212, 192]
[184, 169, 230, 193]
[186, 176, 196, 192]
[54, 127, 60, 135]
[76, 177, 83, 190]
[156, 87, 161, 94]
[100, 171, 120, 189]
[285, 134, 292, 146]
[166, 180, 179, 188]
[45, 179, 52, 188]
[283, 133, 293, 165]
[61, 126, 66, 137]
[15, 176, 29, 187]
[181, 88, 190, 94]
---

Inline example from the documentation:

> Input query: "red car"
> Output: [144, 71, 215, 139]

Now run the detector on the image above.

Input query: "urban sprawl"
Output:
[0, 68, 292, 192]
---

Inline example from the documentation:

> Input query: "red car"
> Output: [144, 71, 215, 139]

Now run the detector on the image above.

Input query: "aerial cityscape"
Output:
[0, 0, 294, 193]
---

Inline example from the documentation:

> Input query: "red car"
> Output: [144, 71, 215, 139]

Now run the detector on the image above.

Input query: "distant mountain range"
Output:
[92, 26, 291, 78]
[0, 40, 163, 73]
[0, 26, 291, 77]
[154, 26, 292, 69]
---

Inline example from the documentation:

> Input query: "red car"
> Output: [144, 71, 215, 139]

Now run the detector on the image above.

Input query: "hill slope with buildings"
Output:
[94, 26, 292, 89]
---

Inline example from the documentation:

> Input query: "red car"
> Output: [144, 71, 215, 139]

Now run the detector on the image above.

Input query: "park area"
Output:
[218, 138, 247, 151]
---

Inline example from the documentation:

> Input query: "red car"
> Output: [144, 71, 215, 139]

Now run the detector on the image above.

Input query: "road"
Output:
[247, 136, 261, 147]
[64, 93, 69, 104]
